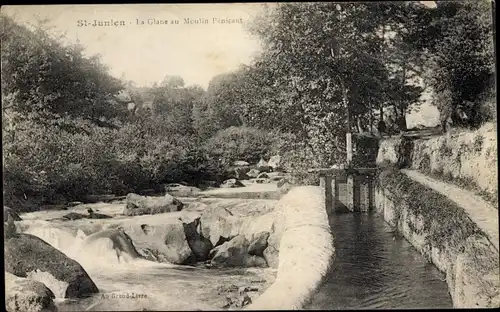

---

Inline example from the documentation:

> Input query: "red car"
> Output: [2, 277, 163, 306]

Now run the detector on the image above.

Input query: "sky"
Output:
[2, 4, 265, 89]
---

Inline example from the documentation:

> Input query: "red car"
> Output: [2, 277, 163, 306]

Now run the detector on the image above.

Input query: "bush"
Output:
[203, 126, 275, 167]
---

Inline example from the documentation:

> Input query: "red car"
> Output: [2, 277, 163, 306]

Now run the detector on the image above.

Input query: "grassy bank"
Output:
[376, 166, 500, 308]
[376, 166, 485, 250]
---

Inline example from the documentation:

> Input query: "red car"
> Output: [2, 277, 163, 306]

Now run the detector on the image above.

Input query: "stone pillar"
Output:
[320, 174, 333, 214]
[368, 178, 374, 211]
[331, 175, 337, 213]
[346, 174, 355, 212]
[346, 132, 353, 165]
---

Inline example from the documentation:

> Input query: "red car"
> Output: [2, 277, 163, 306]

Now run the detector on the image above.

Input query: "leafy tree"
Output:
[424, 0, 495, 130]
[1, 15, 126, 136]
[246, 2, 394, 165]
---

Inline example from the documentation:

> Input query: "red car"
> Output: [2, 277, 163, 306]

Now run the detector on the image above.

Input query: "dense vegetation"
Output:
[1, 1, 495, 211]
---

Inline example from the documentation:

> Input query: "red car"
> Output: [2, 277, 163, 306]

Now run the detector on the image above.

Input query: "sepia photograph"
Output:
[2, 1, 498, 311]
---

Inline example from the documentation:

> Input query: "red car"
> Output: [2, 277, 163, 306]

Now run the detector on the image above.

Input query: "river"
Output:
[306, 212, 453, 310]
[16, 201, 276, 311]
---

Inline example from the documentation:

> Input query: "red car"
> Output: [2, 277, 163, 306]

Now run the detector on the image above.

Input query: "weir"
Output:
[310, 131, 379, 214]
[310, 167, 377, 214]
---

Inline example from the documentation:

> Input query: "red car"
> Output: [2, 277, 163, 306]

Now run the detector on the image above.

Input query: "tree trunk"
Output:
[398, 54, 408, 132]
[369, 97, 373, 134]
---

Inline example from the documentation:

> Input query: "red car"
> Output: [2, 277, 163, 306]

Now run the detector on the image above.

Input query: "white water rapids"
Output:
[15, 203, 276, 311]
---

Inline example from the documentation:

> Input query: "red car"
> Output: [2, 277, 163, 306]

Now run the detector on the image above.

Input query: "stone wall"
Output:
[375, 169, 500, 308]
[247, 186, 335, 310]
[376, 122, 498, 200]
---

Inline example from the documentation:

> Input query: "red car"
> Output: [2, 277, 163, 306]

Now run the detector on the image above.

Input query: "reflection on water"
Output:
[306, 212, 453, 310]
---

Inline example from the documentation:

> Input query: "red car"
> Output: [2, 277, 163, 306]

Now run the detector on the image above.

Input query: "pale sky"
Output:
[2, 4, 265, 89]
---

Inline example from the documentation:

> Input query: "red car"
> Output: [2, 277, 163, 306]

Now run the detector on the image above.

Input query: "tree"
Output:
[246, 2, 394, 166]
[424, 0, 495, 130]
[1, 15, 126, 137]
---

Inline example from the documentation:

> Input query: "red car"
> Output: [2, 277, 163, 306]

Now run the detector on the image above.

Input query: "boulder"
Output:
[231, 167, 250, 180]
[267, 155, 282, 170]
[80, 228, 141, 262]
[267, 171, 287, 181]
[233, 160, 250, 167]
[277, 178, 290, 188]
[61, 212, 87, 221]
[165, 184, 201, 197]
[254, 178, 270, 184]
[88, 212, 112, 219]
[4, 206, 22, 221]
[185, 201, 209, 212]
[263, 232, 281, 268]
[199, 205, 236, 246]
[246, 169, 261, 178]
[4, 233, 99, 298]
[220, 179, 245, 189]
[257, 158, 268, 168]
[181, 217, 214, 262]
[87, 208, 112, 219]
[121, 221, 194, 264]
[256, 165, 272, 173]
[256, 172, 270, 179]
[223, 293, 253, 309]
[5, 272, 57, 312]
[210, 235, 267, 268]
[124, 193, 183, 216]
[248, 231, 270, 257]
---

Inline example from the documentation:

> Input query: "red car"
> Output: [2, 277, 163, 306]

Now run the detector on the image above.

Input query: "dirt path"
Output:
[401, 169, 499, 251]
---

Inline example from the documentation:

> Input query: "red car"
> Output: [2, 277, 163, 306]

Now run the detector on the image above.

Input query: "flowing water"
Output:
[15, 202, 453, 310]
[306, 212, 453, 309]
[15, 203, 276, 311]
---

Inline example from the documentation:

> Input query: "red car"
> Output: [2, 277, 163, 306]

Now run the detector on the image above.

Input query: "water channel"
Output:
[306, 211, 453, 309]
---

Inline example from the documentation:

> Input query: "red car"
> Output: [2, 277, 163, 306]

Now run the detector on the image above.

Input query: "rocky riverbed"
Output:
[5, 192, 281, 311]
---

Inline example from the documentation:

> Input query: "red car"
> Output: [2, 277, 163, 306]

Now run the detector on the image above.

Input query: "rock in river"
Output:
[181, 217, 214, 262]
[124, 193, 184, 216]
[233, 160, 250, 167]
[246, 169, 261, 178]
[248, 231, 270, 257]
[209, 235, 267, 268]
[80, 228, 141, 263]
[5, 272, 57, 312]
[267, 155, 282, 170]
[4, 206, 22, 221]
[200, 205, 235, 247]
[165, 183, 201, 197]
[121, 221, 194, 264]
[5, 233, 99, 298]
[220, 178, 245, 188]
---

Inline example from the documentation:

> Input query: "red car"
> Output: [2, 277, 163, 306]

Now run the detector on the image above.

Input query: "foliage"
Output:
[425, 0, 495, 129]
[1, 15, 126, 133]
[203, 126, 275, 167]
[2, 2, 496, 210]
